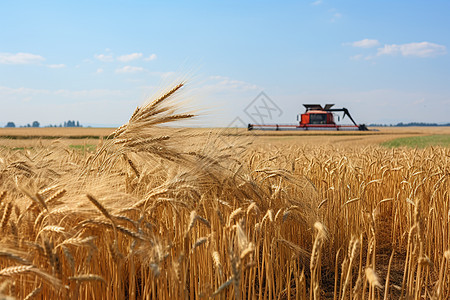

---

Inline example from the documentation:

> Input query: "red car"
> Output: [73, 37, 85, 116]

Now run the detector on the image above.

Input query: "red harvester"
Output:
[248, 104, 368, 131]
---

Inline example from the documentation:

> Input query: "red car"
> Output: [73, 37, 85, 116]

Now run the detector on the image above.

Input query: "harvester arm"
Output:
[326, 108, 368, 130]
[327, 108, 358, 126]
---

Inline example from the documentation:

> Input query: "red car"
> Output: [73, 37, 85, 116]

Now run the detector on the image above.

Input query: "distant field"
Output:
[381, 134, 450, 148]
[0, 127, 114, 138]
[0, 128, 114, 149]
[1, 126, 450, 149]
[228, 126, 450, 147]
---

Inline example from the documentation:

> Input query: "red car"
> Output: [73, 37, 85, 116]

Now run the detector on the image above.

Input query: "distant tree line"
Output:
[4, 120, 83, 128]
[395, 122, 450, 127]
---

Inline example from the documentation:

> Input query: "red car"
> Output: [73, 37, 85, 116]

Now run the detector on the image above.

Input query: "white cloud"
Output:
[115, 66, 145, 73]
[311, 0, 322, 5]
[94, 52, 156, 63]
[377, 42, 447, 57]
[350, 54, 376, 61]
[96, 68, 104, 74]
[160, 71, 175, 79]
[0, 52, 45, 64]
[350, 54, 364, 61]
[144, 54, 157, 61]
[94, 54, 114, 62]
[351, 39, 380, 48]
[330, 12, 342, 22]
[205, 75, 259, 92]
[117, 53, 143, 62]
[413, 98, 425, 105]
[47, 64, 66, 69]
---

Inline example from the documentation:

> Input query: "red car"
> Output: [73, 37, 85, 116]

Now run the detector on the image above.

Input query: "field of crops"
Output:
[0, 85, 449, 299]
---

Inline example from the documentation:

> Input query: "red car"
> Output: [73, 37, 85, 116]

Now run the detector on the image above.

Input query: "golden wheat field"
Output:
[0, 84, 449, 299]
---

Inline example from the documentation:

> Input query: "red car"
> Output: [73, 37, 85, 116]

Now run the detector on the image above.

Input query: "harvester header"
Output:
[248, 104, 368, 131]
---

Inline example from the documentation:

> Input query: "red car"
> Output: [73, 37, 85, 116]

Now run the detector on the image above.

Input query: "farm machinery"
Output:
[248, 104, 368, 131]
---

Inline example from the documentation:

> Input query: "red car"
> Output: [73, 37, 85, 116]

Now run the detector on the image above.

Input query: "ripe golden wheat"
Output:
[0, 83, 449, 299]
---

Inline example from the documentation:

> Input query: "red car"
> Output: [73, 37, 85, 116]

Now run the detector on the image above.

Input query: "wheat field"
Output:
[0, 83, 449, 299]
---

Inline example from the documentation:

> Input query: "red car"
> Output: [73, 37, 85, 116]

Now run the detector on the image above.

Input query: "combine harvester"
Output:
[248, 104, 369, 131]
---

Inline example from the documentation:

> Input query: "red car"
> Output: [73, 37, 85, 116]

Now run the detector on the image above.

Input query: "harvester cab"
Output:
[300, 104, 367, 130]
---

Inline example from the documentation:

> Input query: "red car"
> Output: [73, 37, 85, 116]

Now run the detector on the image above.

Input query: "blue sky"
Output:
[1, 0, 449, 127]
